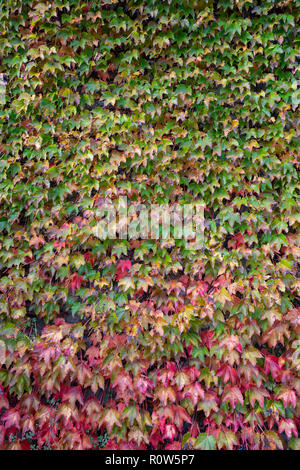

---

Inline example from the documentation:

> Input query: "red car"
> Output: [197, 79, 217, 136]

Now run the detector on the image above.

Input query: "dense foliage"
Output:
[0, 0, 299, 451]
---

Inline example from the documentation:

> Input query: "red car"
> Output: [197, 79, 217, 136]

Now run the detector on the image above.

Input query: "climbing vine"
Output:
[0, 0, 299, 450]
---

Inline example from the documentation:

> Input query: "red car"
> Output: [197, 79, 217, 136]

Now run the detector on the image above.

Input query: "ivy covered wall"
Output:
[0, 0, 299, 450]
